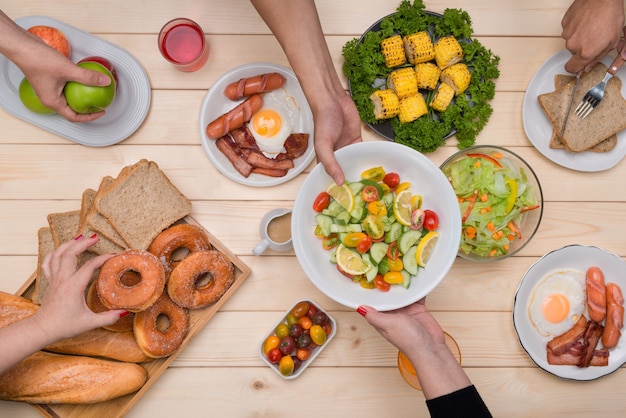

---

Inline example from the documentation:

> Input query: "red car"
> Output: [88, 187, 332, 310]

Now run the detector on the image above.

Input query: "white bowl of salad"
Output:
[291, 141, 461, 311]
[440, 145, 543, 261]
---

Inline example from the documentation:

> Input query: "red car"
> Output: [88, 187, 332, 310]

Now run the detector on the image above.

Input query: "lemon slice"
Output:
[415, 231, 439, 267]
[327, 183, 355, 212]
[336, 244, 372, 275]
[393, 190, 413, 226]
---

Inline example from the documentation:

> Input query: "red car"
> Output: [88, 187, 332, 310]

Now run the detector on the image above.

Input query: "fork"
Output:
[575, 51, 626, 119]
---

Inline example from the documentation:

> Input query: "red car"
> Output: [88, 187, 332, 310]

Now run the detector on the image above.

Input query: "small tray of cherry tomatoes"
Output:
[259, 299, 336, 379]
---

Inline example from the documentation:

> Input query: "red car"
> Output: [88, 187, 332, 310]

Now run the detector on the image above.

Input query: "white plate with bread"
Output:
[0, 16, 151, 147]
[199, 62, 315, 187]
[513, 244, 626, 381]
[523, 50, 626, 172]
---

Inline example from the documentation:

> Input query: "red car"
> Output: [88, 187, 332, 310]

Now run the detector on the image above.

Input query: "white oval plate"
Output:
[292, 141, 461, 311]
[0, 16, 151, 147]
[513, 244, 626, 381]
[522, 50, 626, 172]
[198, 62, 315, 187]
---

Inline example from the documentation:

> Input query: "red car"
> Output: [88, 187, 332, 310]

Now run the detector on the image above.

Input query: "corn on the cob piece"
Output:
[381, 35, 406, 68]
[429, 83, 455, 112]
[433, 36, 464, 69]
[387, 67, 418, 100]
[370, 89, 400, 120]
[398, 94, 428, 123]
[402, 32, 435, 64]
[441, 63, 471, 95]
[415, 62, 441, 90]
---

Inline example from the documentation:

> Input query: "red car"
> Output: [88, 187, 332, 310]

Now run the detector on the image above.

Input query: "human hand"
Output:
[35, 234, 126, 342]
[357, 298, 446, 356]
[311, 90, 363, 185]
[562, 0, 625, 73]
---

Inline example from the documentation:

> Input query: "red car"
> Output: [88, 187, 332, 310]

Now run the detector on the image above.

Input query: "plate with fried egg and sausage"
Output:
[199, 62, 315, 187]
[513, 244, 626, 381]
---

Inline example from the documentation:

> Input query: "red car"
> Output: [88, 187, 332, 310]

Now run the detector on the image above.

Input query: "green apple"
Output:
[18, 77, 55, 114]
[63, 61, 116, 114]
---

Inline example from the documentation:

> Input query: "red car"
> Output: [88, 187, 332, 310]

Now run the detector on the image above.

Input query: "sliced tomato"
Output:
[361, 185, 379, 202]
[361, 166, 386, 182]
[362, 215, 385, 240]
[367, 200, 387, 217]
[322, 233, 339, 250]
[343, 232, 367, 247]
[387, 241, 400, 261]
[373, 274, 391, 292]
[313, 191, 331, 212]
[355, 235, 373, 254]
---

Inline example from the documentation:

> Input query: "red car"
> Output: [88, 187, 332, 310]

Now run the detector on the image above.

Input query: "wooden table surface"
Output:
[2, 0, 626, 416]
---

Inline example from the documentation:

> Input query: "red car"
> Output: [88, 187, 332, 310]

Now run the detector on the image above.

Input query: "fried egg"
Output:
[528, 269, 586, 338]
[249, 88, 300, 157]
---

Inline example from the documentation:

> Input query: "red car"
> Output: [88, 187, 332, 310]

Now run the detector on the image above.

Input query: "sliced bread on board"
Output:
[538, 63, 626, 152]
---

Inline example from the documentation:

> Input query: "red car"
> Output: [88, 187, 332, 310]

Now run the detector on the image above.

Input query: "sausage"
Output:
[602, 282, 624, 349]
[206, 94, 263, 139]
[586, 266, 607, 323]
[223, 73, 286, 100]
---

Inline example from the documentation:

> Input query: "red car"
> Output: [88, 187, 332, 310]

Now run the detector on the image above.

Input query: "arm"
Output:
[561, 0, 625, 73]
[358, 299, 473, 400]
[0, 10, 110, 122]
[0, 235, 126, 374]
[250, 0, 362, 185]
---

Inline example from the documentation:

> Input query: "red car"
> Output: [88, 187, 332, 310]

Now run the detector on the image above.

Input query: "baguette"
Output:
[0, 291, 38, 327]
[0, 351, 147, 404]
[538, 63, 626, 152]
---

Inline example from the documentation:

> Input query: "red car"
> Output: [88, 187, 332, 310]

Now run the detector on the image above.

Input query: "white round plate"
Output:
[513, 244, 626, 381]
[0, 16, 151, 147]
[291, 141, 461, 311]
[522, 50, 626, 172]
[199, 63, 315, 187]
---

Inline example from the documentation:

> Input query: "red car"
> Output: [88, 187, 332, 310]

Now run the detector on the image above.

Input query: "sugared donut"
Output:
[86, 280, 134, 332]
[148, 224, 211, 277]
[167, 250, 235, 309]
[97, 250, 165, 312]
[133, 292, 189, 358]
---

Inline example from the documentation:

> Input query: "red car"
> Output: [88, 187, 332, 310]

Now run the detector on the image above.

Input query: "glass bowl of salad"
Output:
[440, 145, 543, 262]
[291, 141, 461, 311]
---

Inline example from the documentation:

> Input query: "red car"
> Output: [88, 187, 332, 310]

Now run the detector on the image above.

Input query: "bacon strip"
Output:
[283, 133, 310, 159]
[578, 321, 604, 368]
[246, 151, 295, 171]
[546, 316, 588, 356]
[215, 136, 253, 178]
[251, 167, 289, 177]
[230, 127, 260, 151]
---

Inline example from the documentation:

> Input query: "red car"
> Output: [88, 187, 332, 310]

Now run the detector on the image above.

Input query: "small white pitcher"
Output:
[253, 208, 293, 256]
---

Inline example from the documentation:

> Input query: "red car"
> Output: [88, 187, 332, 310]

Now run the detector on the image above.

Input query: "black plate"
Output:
[348, 11, 457, 142]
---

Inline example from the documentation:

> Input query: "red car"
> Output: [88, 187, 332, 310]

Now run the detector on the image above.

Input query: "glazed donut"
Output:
[148, 224, 211, 277]
[167, 250, 235, 309]
[86, 281, 134, 332]
[133, 292, 189, 358]
[96, 250, 165, 312]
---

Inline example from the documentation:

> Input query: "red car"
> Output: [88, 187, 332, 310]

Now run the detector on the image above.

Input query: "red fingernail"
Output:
[90, 233, 98, 239]
[356, 306, 367, 316]
[119, 311, 130, 318]
[74, 234, 83, 240]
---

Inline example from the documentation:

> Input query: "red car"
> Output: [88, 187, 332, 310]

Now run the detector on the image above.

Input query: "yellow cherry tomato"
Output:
[367, 201, 387, 217]
[387, 257, 404, 272]
[262, 335, 280, 355]
[396, 182, 411, 194]
[384, 271, 404, 284]
[279, 355, 295, 376]
[359, 277, 375, 289]
[342, 232, 367, 247]
[310, 325, 327, 345]
[361, 166, 386, 182]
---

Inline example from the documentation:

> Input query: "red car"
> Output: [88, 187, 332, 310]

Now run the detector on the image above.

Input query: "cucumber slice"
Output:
[401, 270, 411, 289]
[346, 224, 363, 233]
[398, 229, 422, 254]
[330, 224, 347, 233]
[370, 242, 389, 264]
[348, 181, 364, 196]
[377, 257, 390, 275]
[316, 214, 334, 237]
[363, 254, 378, 282]
[335, 209, 351, 225]
[402, 245, 418, 275]
[385, 222, 403, 244]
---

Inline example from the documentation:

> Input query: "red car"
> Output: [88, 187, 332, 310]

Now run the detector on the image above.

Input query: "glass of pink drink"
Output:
[158, 18, 209, 72]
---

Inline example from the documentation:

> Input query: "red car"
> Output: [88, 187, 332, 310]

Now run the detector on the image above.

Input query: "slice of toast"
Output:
[94, 160, 192, 250]
[32, 227, 55, 305]
[549, 74, 617, 152]
[83, 178, 130, 249]
[47, 210, 81, 248]
[538, 63, 626, 152]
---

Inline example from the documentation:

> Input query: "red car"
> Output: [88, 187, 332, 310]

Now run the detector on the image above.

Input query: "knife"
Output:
[561, 72, 581, 138]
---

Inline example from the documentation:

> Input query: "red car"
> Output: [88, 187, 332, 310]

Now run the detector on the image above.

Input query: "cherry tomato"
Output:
[343, 232, 367, 247]
[297, 333, 312, 349]
[387, 241, 400, 261]
[278, 336, 296, 355]
[313, 191, 331, 212]
[307, 303, 319, 318]
[267, 347, 282, 364]
[291, 301, 311, 319]
[359, 277, 375, 289]
[383, 172, 400, 190]
[337, 264, 356, 280]
[310, 325, 327, 345]
[286, 313, 299, 326]
[423, 209, 439, 231]
[356, 235, 373, 254]
[362, 215, 385, 240]
[384, 271, 404, 284]
[312, 311, 328, 326]
[322, 322, 333, 336]
[373, 274, 391, 292]
[263, 335, 280, 355]
[322, 233, 339, 250]
[367, 201, 387, 217]
[298, 316, 313, 330]
[314, 225, 325, 238]
[275, 323, 290, 338]
[361, 166, 386, 182]
[361, 185, 379, 202]
[289, 323, 304, 339]
[279, 355, 295, 376]
[387, 257, 403, 272]
[296, 348, 311, 361]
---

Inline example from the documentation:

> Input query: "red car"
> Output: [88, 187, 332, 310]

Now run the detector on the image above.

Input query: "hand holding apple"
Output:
[78, 56, 119, 90]
[63, 62, 116, 114]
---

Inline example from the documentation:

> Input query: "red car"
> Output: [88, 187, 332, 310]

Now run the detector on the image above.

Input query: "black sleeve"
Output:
[425, 385, 492, 418]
